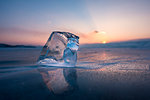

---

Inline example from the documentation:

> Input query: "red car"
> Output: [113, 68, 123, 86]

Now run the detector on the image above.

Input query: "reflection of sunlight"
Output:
[101, 51, 110, 60]
[98, 68, 106, 71]
[102, 51, 106, 58]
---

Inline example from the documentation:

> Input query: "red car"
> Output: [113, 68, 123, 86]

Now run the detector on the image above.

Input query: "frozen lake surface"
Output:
[0, 47, 150, 100]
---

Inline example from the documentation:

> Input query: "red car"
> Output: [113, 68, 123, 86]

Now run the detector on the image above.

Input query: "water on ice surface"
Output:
[37, 31, 79, 67]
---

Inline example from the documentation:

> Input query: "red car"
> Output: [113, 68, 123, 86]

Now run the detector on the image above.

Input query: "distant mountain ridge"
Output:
[81, 38, 150, 48]
[0, 43, 36, 48]
[1, 38, 150, 49]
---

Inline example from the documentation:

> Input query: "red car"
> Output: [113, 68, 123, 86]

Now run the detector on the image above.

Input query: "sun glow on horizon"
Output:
[102, 41, 106, 44]
[100, 31, 106, 34]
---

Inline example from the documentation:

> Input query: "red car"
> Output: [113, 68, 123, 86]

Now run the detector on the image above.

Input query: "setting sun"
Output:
[100, 31, 106, 34]
[102, 41, 106, 44]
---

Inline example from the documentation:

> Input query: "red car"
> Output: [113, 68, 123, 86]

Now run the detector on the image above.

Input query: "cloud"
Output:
[78, 30, 103, 44]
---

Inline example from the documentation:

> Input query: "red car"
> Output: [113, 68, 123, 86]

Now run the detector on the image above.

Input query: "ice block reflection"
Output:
[38, 68, 78, 95]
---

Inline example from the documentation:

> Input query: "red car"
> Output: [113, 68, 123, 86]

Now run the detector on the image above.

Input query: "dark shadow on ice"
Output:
[0, 65, 38, 78]
[0, 60, 22, 64]
[38, 67, 78, 96]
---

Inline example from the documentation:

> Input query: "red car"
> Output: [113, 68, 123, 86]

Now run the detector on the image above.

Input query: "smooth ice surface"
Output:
[1, 48, 150, 100]
[37, 31, 79, 67]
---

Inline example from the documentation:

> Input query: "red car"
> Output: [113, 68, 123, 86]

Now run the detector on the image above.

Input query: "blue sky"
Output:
[0, 0, 150, 45]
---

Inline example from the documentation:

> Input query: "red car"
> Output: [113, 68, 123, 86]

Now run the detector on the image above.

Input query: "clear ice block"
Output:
[37, 31, 79, 67]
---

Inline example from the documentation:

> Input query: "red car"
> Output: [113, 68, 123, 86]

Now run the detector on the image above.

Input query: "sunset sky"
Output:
[0, 0, 150, 45]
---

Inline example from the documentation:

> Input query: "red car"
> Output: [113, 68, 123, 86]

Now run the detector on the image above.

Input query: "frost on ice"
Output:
[37, 31, 79, 67]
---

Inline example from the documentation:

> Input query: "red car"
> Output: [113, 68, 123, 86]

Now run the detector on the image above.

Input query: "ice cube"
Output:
[37, 31, 79, 67]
